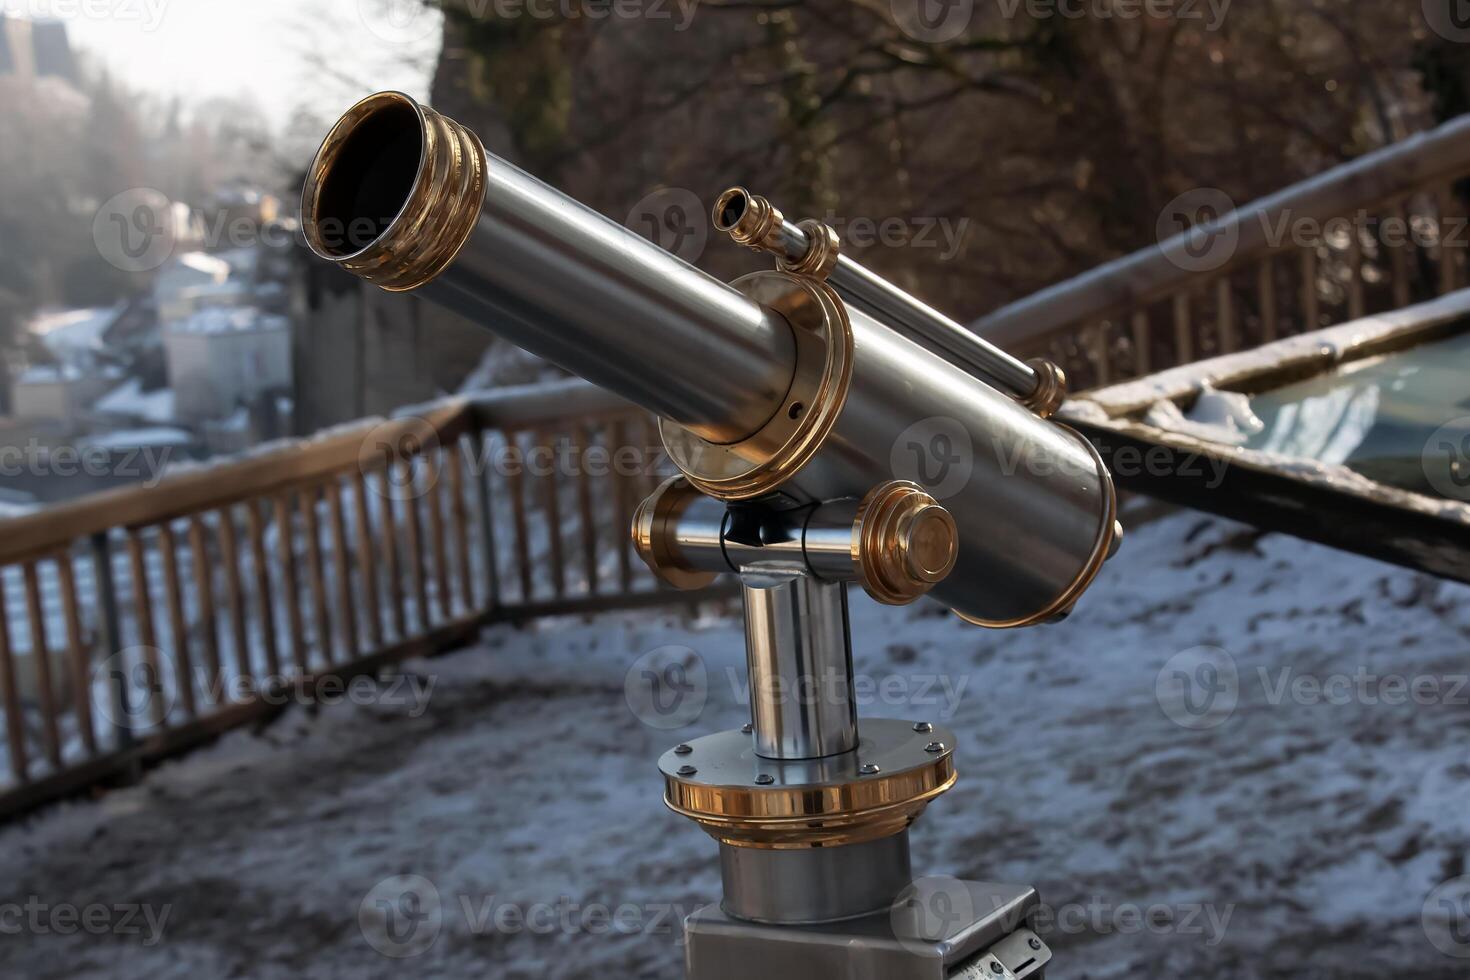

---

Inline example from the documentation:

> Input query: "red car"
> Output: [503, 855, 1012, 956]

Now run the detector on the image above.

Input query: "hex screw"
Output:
[754, 774, 775, 785]
[990, 961, 1004, 975]
[913, 722, 933, 733]
[677, 765, 698, 777]
[1028, 937, 1042, 951]
[925, 741, 945, 753]
[860, 763, 881, 775]
[674, 744, 693, 755]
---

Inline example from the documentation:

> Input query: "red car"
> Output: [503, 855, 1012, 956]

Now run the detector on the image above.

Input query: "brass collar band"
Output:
[781, 219, 840, 281]
[660, 271, 854, 500]
[302, 91, 487, 292]
[660, 719, 957, 849]
[1022, 357, 1068, 418]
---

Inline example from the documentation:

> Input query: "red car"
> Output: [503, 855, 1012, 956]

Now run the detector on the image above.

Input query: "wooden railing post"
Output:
[89, 532, 131, 755]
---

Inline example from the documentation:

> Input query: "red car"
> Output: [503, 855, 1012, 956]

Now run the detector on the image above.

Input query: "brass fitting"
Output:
[1023, 357, 1068, 418]
[632, 477, 719, 591]
[783, 218, 840, 281]
[854, 482, 959, 605]
[713, 187, 786, 254]
[712, 188, 841, 282]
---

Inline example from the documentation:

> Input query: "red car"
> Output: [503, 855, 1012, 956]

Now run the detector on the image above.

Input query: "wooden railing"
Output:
[0, 379, 726, 820]
[974, 114, 1470, 390]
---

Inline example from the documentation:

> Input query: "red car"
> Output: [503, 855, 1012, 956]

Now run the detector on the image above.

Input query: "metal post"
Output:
[740, 568, 857, 760]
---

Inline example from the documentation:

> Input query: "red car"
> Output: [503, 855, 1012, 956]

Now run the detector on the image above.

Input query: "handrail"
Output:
[0, 402, 473, 567]
[974, 113, 1470, 376]
[0, 380, 718, 820]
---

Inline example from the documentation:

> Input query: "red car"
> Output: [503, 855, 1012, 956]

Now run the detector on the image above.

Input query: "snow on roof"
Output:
[177, 251, 230, 275]
[155, 252, 231, 299]
[16, 364, 84, 383]
[95, 378, 177, 424]
[81, 427, 195, 450]
[166, 305, 289, 336]
[26, 306, 120, 356]
[216, 247, 261, 277]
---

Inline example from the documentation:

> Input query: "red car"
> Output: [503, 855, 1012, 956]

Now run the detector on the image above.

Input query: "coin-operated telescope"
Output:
[305, 92, 1120, 979]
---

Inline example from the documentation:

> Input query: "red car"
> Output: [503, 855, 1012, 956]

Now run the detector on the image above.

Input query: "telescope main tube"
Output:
[301, 92, 797, 445]
[305, 92, 1118, 628]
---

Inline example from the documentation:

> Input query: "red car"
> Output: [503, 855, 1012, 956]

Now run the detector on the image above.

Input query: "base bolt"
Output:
[677, 765, 698, 777]
[859, 763, 881, 775]
[925, 741, 945, 753]
[754, 774, 775, 785]
[674, 744, 693, 755]
[741, 723, 754, 734]
[913, 722, 933, 733]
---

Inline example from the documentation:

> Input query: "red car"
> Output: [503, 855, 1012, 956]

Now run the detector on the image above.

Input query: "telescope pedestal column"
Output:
[657, 571, 1050, 979]
[635, 478, 1051, 977]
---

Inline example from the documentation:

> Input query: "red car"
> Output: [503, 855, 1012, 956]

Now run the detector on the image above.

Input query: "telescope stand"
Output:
[637, 482, 1052, 979]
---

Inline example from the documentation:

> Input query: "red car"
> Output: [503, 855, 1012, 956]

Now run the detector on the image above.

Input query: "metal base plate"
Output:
[684, 879, 1050, 980]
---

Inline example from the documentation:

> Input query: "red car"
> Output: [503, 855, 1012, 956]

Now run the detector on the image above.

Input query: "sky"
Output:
[11, 0, 442, 132]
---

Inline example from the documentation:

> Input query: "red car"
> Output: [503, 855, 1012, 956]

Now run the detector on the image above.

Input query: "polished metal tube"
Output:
[795, 305, 1111, 627]
[301, 92, 797, 444]
[654, 497, 863, 583]
[741, 569, 857, 760]
[713, 188, 1040, 400]
[718, 833, 912, 924]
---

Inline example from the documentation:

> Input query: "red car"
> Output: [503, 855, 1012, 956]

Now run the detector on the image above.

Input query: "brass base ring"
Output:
[660, 719, 957, 849]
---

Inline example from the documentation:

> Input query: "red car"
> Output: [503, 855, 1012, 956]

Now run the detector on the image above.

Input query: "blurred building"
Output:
[154, 252, 233, 322]
[0, 15, 79, 85]
[290, 253, 492, 433]
[164, 306, 291, 422]
[10, 364, 114, 420]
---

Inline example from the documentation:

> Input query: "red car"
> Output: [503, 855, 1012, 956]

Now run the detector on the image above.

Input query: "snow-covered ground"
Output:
[2, 510, 1469, 979]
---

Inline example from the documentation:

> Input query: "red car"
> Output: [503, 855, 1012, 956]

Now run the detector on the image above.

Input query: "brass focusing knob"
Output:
[853, 481, 959, 605]
[632, 477, 719, 591]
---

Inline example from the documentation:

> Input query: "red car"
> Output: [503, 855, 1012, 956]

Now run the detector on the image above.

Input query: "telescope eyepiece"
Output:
[302, 91, 486, 291]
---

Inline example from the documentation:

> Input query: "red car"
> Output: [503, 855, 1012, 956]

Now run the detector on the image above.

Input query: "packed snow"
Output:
[1, 510, 1468, 979]
[94, 380, 178, 425]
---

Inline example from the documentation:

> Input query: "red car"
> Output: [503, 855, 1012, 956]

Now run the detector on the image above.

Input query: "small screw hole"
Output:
[788, 402, 804, 420]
